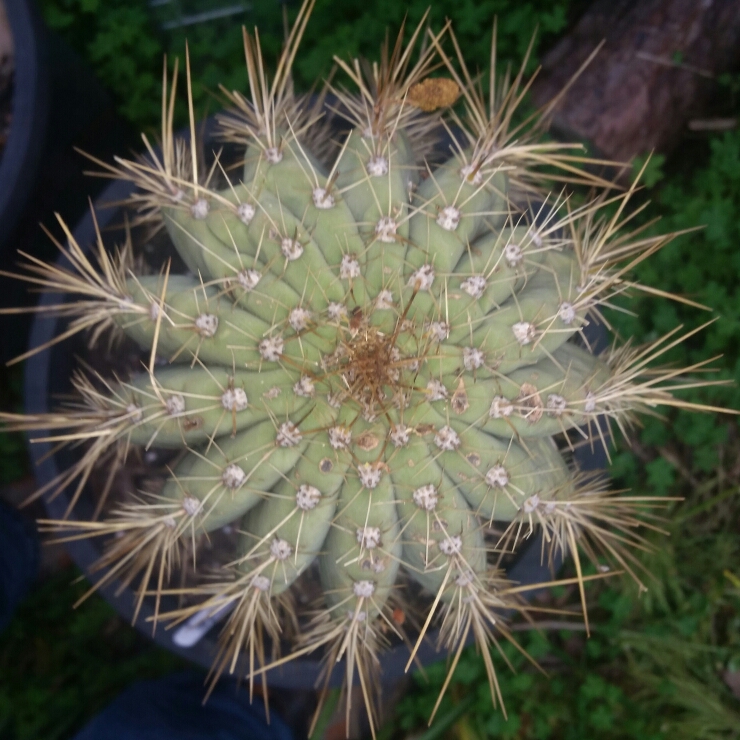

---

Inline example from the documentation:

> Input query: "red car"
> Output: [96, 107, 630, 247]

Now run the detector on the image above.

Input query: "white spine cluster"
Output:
[222, 463, 246, 490]
[293, 376, 315, 397]
[356, 526, 382, 550]
[165, 394, 186, 416]
[295, 484, 321, 510]
[328, 425, 352, 450]
[413, 484, 439, 511]
[461, 275, 486, 298]
[238, 268, 261, 291]
[195, 313, 218, 338]
[281, 238, 304, 261]
[375, 216, 398, 243]
[436, 205, 461, 231]
[434, 425, 461, 451]
[357, 462, 382, 489]
[276, 422, 302, 447]
[485, 464, 509, 488]
[191, 198, 210, 220]
[367, 155, 389, 176]
[408, 265, 435, 291]
[289, 307, 312, 332]
[340, 255, 361, 279]
[259, 336, 284, 362]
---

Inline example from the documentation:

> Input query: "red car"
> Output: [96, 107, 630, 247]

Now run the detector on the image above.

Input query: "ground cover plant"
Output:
[1, 1, 736, 740]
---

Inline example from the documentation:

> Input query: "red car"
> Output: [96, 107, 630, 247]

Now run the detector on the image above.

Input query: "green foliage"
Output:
[607, 128, 740, 490]
[0, 567, 186, 740]
[40, 0, 575, 131]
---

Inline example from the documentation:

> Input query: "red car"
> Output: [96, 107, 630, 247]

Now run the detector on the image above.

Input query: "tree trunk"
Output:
[530, 0, 740, 163]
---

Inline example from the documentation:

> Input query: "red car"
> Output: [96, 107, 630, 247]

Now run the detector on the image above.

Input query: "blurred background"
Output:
[0, 1, 739, 738]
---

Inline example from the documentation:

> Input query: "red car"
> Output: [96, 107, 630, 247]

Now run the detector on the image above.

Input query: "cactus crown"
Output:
[1, 2, 735, 736]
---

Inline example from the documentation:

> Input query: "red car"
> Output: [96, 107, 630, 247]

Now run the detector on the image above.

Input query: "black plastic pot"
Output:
[24, 129, 608, 690]
[0, 0, 49, 255]
[0, 1, 137, 364]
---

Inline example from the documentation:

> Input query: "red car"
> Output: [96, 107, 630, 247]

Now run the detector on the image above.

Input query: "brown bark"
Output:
[530, 0, 740, 163]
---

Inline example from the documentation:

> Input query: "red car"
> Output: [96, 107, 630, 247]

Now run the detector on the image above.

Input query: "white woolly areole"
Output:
[265, 147, 282, 164]
[489, 395, 513, 418]
[375, 290, 394, 310]
[527, 228, 543, 248]
[375, 216, 398, 243]
[195, 313, 218, 338]
[181, 495, 201, 517]
[408, 265, 435, 291]
[312, 187, 335, 209]
[461, 275, 486, 298]
[252, 575, 271, 592]
[356, 526, 382, 549]
[238, 268, 261, 291]
[427, 321, 449, 341]
[293, 376, 315, 398]
[439, 535, 463, 556]
[371, 559, 386, 573]
[460, 163, 483, 185]
[353, 580, 375, 598]
[165, 394, 186, 416]
[584, 392, 597, 413]
[281, 237, 303, 261]
[546, 394, 568, 416]
[523, 494, 541, 514]
[413, 484, 438, 511]
[463, 347, 485, 371]
[426, 379, 448, 401]
[512, 321, 536, 345]
[436, 205, 461, 231]
[357, 462, 382, 489]
[367, 155, 389, 177]
[270, 537, 292, 560]
[340, 254, 361, 279]
[504, 242, 524, 266]
[259, 336, 284, 362]
[289, 307, 312, 332]
[162, 515, 177, 529]
[276, 422, 302, 447]
[149, 302, 163, 321]
[237, 202, 256, 224]
[485, 464, 509, 488]
[221, 387, 248, 412]
[390, 424, 411, 447]
[191, 198, 209, 220]
[327, 302, 347, 322]
[558, 301, 576, 324]
[328, 426, 352, 450]
[455, 569, 475, 588]
[295, 484, 321, 511]
[347, 609, 368, 622]
[327, 392, 343, 409]
[126, 403, 143, 422]
[434, 425, 461, 451]
[222, 463, 246, 490]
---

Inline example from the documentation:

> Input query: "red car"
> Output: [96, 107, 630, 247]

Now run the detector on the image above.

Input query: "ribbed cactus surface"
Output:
[1, 1, 732, 735]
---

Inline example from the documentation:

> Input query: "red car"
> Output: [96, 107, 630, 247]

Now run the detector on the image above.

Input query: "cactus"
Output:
[1, 1, 735, 735]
